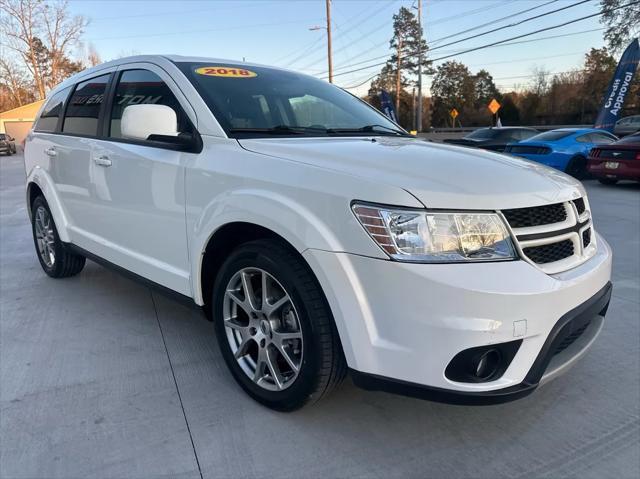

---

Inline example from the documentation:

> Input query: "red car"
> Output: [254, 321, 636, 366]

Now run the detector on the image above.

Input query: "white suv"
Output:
[24, 56, 612, 411]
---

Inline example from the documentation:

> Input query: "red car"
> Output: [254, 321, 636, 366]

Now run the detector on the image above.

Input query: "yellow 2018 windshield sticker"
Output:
[195, 66, 257, 78]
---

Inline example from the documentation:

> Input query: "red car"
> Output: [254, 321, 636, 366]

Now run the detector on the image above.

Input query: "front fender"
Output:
[189, 187, 384, 305]
[26, 166, 71, 243]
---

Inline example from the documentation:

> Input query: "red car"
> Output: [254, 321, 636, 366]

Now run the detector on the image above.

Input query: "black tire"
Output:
[212, 239, 346, 411]
[31, 196, 85, 278]
[565, 155, 587, 179]
[598, 178, 618, 185]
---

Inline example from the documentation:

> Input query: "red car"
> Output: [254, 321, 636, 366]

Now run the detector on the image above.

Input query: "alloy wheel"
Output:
[34, 206, 56, 268]
[223, 267, 303, 391]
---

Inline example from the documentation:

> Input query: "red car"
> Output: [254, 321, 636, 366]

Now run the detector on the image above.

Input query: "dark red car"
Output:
[588, 133, 640, 184]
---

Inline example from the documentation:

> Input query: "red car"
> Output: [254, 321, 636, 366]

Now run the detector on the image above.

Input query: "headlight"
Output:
[352, 203, 516, 263]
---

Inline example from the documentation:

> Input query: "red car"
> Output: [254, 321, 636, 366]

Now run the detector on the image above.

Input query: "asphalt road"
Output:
[1, 153, 639, 479]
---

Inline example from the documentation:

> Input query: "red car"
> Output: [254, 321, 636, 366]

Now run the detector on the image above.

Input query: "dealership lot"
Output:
[1, 153, 638, 478]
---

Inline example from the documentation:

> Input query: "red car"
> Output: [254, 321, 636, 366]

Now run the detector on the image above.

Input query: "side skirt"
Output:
[65, 242, 207, 318]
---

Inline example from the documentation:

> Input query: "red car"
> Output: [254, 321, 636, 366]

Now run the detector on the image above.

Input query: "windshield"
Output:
[176, 62, 407, 138]
[527, 130, 575, 142]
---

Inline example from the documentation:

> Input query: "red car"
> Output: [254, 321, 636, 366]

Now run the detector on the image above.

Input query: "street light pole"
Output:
[326, 0, 333, 83]
[417, 0, 423, 132]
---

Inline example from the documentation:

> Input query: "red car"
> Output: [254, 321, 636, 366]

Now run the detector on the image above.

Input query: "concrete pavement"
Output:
[1, 153, 639, 479]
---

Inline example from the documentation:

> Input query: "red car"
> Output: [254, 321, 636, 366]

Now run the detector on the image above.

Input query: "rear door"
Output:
[79, 64, 196, 295]
[51, 73, 113, 233]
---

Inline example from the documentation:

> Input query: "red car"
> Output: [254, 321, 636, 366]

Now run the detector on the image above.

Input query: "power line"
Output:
[428, 0, 558, 45]
[338, 29, 603, 89]
[328, 0, 637, 80]
[321, 0, 580, 76]
[321, 0, 510, 75]
[430, 0, 590, 51]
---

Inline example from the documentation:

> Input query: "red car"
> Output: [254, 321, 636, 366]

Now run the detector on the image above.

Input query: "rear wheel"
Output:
[598, 178, 618, 185]
[565, 155, 588, 179]
[31, 196, 85, 278]
[212, 239, 346, 411]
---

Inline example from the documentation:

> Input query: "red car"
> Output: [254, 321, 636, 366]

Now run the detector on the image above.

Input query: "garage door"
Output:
[4, 121, 34, 149]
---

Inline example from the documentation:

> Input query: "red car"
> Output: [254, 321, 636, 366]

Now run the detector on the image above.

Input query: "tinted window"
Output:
[589, 133, 616, 144]
[575, 135, 591, 143]
[515, 129, 537, 140]
[176, 62, 402, 138]
[62, 74, 111, 136]
[109, 69, 192, 139]
[616, 134, 640, 145]
[465, 129, 495, 140]
[527, 130, 574, 142]
[34, 87, 71, 132]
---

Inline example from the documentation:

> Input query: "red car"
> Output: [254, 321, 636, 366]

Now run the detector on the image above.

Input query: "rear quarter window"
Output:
[34, 87, 72, 133]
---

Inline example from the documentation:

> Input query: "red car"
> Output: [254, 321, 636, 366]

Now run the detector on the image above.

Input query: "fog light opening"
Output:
[473, 349, 501, 380]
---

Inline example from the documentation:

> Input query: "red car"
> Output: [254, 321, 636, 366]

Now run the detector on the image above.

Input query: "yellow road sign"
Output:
[488, 98, 501, 115]
[450, 108, 459, 119]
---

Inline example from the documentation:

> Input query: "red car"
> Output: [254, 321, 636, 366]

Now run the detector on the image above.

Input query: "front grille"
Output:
[553, 320, 591, 355]
[523, 240, 574, 264]
[583, 228, 591, 247]
[502, 203, 567, 228]
[573, 197, 586, 215]
[505, 145, 551, 155]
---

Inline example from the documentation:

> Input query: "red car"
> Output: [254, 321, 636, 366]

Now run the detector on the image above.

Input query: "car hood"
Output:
[238, 137, 584, 210]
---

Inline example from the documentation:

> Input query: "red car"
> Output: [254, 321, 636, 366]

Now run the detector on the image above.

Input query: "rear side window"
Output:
[62, 74, 111, 136]
[589, 133, 616, 144]
[34, 87, 71, 132]
[109, 69, 192, 139]
[527, 130, 574, 142]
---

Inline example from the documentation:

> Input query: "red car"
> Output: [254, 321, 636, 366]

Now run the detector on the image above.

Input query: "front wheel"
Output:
[31, 196, 86, 278]
[212, 239, 346, 411]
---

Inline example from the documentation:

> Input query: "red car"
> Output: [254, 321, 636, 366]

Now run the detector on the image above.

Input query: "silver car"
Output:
[614, 115, 640, 137]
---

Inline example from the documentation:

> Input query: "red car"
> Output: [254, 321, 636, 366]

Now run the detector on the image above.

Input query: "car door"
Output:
[49, 72, 114, 233]
[81, 64, 196, 295]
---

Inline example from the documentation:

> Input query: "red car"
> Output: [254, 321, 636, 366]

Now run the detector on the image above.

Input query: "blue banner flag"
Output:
[594, 38, 640, 132]
[379, 90, 398, 123]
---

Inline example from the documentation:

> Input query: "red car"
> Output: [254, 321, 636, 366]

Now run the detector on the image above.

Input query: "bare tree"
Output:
[85, 43, 101, 67]
[42, 1, 87, 87]
[531, 66, 550, 96]
[0, 56, 32, 106]
[0, 0, 87, 98]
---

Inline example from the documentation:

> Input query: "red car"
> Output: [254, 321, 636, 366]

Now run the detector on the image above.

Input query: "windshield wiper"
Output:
[326, 124, 411, 137]
[229, 125, 327, 135]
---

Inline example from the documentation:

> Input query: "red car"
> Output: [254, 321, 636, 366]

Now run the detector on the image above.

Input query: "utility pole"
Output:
[396, 36, 402, 116]
[416, 0, 423, 132]
[326, 0, 333, 83]
[310, 1, 333, 82]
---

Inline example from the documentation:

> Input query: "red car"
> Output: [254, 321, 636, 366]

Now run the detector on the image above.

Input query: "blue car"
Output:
[504, 128, 618, 178]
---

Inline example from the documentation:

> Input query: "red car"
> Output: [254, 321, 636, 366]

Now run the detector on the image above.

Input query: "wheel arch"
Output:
[198, 222, 279, 314]
[25, 170, 71, 242]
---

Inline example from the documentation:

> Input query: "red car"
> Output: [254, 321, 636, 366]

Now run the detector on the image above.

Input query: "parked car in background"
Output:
[614, 115, 640, 137]
[0, 133, 16, 155]
[504, 128, 618, 178]
[588, 132, 640, 185]
[443, 127, 538, 152]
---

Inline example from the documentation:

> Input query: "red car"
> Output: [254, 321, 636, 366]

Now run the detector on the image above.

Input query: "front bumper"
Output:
[351, 282, 610, 404]
[303, 233, 612, 403]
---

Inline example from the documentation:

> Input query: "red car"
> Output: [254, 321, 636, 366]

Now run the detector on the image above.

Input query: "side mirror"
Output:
[121, 104, 178, 141]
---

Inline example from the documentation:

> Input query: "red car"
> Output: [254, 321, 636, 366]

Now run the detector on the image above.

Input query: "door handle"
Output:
[93, 156, 112, 167]
[45, 147, 57, 157]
